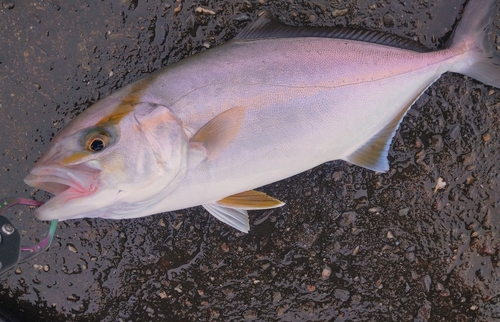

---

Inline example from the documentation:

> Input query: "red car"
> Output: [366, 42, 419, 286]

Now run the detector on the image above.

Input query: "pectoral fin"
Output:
[216, 190, 285, 209]
[189, 107, 246, 161]
[202, 204, 250, 233]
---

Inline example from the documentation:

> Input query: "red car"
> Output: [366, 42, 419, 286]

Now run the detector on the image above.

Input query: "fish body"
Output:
[25, 0, 500, 232]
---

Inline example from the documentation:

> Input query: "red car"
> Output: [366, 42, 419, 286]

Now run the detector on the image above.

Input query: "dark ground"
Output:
[1, 0, 500, 321]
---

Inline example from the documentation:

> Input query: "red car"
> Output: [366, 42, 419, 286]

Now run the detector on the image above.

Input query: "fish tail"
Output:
[448, 0, 500, 88]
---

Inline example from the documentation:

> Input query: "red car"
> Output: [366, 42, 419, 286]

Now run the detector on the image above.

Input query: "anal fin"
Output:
[344, 82, 436, 172]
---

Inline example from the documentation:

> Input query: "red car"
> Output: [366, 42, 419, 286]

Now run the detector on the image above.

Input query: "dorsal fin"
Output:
[235, 11, 431, 53]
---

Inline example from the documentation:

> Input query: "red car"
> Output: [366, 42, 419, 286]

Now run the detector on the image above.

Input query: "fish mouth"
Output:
[24, 165, 99, 218]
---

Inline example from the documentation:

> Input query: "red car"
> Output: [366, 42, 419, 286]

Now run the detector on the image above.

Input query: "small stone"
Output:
[433, 177, 446, 193]
[272, 291, 282, 303]
[334, 289, 350, 302]
[195, 7, 215, 15]
[174, 3, 182, 13]
[460, 153, 475, 166]
[34, 83, 41, 90]
[352, 245, 360, 255]
[351, 294, 361, 302]
[15, 267, 22, 274]
[470, 305, 478, 311]
[415, 300, 431, 321]
[158, 291, 167, 299]
[43, 265, 50, 272]
[221, 243, 229, 252]
[399, 208, 409, 216]
[2, 2, 14, 9]
[321, 266, 332, 279]
[306, 285, 316, 292]
[332, 8, 348, 17]
[422, 275, 431, 293]
[383, 13, 395, 27]
[387, 231, 394, 239]
[234, 13, 251, 22]
[483, 133, 490, 142]
[67, 244, 78, 253]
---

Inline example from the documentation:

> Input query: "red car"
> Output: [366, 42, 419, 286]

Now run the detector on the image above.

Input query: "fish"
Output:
[24, 0, 500, 233]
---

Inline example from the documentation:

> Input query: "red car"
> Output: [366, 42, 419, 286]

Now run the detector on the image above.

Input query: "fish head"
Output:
[25, 100, 189, 221]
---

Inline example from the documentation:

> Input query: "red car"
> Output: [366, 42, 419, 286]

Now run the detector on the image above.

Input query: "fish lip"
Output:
[24, 165, 99, 205]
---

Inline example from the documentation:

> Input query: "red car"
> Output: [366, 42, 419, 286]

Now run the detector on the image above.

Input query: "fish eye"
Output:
[83, 128, 111, 152]
[89, 138, 105, 151]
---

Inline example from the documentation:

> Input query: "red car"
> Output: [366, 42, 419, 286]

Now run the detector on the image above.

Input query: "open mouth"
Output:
[24, 165, 98, 202]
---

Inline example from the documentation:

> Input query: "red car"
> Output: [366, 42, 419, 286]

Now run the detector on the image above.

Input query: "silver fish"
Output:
[25, 0, 500, 232]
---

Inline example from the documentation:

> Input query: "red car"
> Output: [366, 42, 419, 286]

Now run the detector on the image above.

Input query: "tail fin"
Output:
[448, 0, 500, 88]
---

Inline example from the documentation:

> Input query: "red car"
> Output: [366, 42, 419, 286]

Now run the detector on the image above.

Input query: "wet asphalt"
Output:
[1, 0, 500, 321]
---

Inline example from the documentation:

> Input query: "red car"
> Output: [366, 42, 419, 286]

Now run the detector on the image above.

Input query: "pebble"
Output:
[340, 211, 356, 226]
[195, 7, 215, 15]
[321, 266, 332, 279]
[334, 289, 350, 302]
[272, 291, 282, 302]
[234, 13, 251, 22]
[2, 2, 14, 9]
[415, 300, 431, 321]
[383, 13, 395, 27]
[351, 294, 361, 302]
[399, 208, 409, 216]
[67, 244, 78, 253]
[422, 275, 431, 293]
[483, 133, 490, 142]
[332, 8, 348, 17]
[433, 177, 446, 193]
[387, 231, 394, 239]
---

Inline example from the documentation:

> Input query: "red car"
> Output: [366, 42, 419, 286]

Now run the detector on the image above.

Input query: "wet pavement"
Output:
[1, 0, 500, 321]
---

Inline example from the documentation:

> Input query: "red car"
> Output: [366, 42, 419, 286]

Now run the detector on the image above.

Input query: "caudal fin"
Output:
[448, 0, 500, 88]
